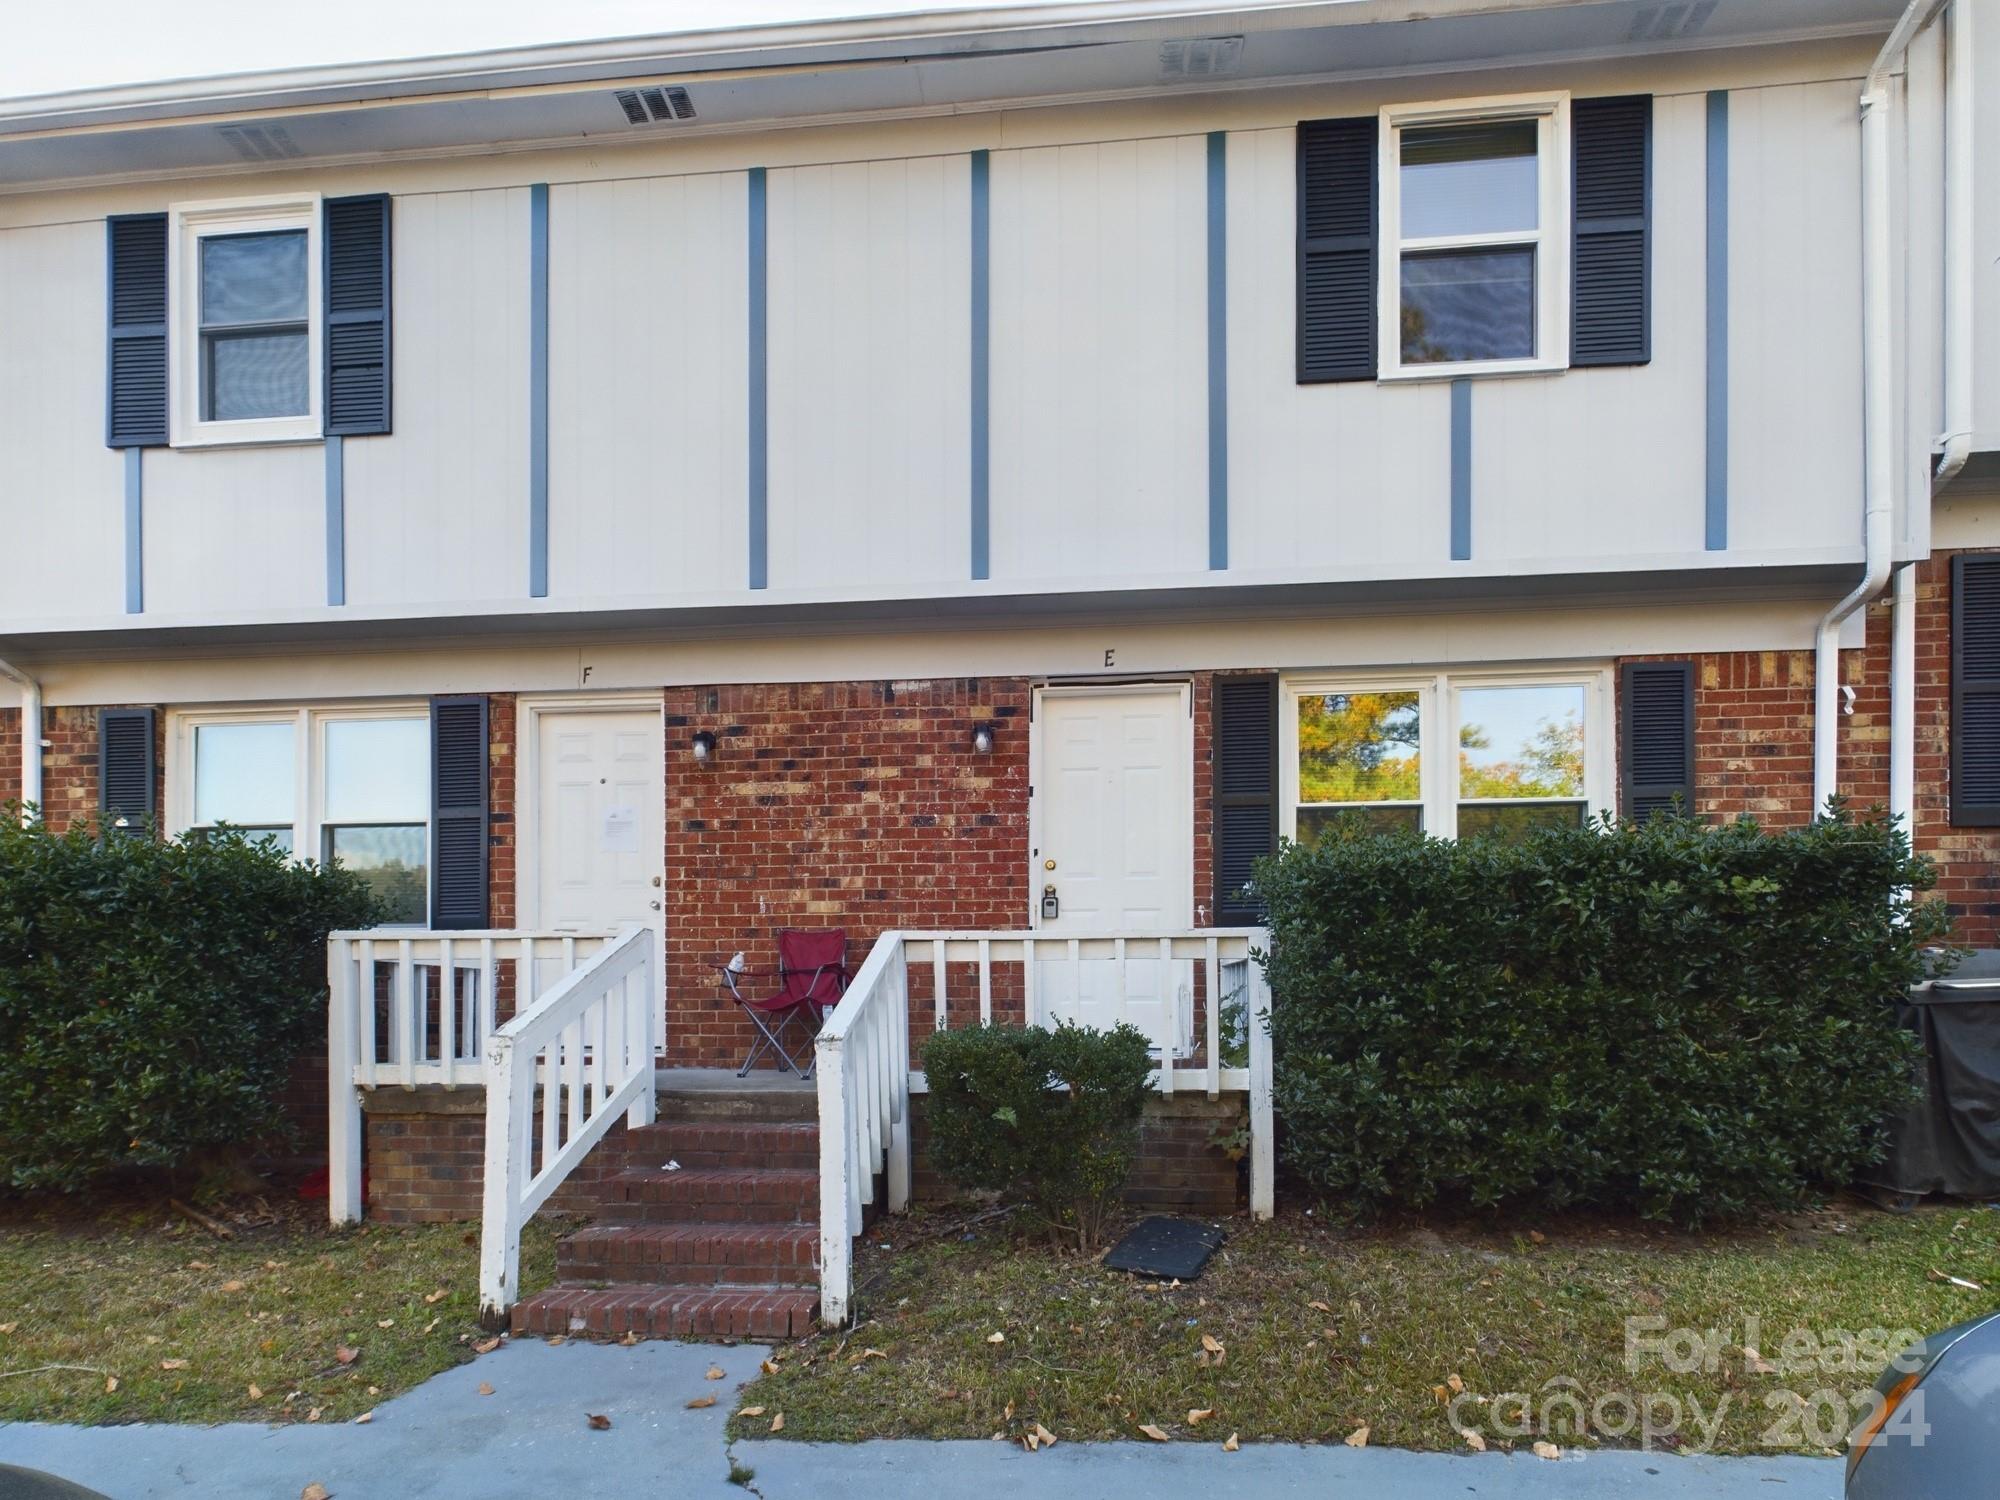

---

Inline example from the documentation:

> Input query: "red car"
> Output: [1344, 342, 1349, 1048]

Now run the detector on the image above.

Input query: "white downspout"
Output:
[1818, 0, 1953, 818]
[1890, 0, 1970, 843]
[0, 655, 42, 823]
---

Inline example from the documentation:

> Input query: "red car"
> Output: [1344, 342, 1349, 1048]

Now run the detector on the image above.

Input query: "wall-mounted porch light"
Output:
[690, 730, 718, 764]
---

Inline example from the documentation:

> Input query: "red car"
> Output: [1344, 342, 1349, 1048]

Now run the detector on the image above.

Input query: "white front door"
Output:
[532, 707, 665, 933]
[1032, 685, 1194, 1056]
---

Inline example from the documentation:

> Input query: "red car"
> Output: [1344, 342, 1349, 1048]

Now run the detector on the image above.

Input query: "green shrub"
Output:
[922, 1022, 1154, 1249]
[0, 811, 382, 1193]
[1257, 807, 1946, 1226]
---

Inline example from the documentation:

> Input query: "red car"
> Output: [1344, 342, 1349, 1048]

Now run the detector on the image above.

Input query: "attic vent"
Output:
[1625, 1, 1717, 41]
[1159, 36, 1244, 80]
[215, 123, 304, 162]
[613, 86, 697, 125]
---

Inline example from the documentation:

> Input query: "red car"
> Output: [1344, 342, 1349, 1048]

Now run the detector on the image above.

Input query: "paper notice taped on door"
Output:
[600, 804, 638, 853]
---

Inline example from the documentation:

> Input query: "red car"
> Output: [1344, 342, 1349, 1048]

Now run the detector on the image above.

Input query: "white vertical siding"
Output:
[767, 156, 971, 591]
[1726, 79, 1865, 552]
[989, 136, 1208, 581]
[1476, 91, 1707, 563]
[1226, 127, 1452, 573]
[344, 187, 531, 606]
[0, 221, 125, 620]
[546, 172, 747, 600]
[143, 444, 323, 615]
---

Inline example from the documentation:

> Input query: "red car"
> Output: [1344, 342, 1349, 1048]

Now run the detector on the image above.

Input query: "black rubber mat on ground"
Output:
[1101, 1216, 1226, 1280]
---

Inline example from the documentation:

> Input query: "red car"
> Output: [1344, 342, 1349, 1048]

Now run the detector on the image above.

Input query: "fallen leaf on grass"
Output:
[160, 1359, 189, 1371]
[1200, 1334, 1224, 1354]
[1306, 1300, 1331, 1313]
[1223, 1433, 1239, 1452]
[586, 1413, 612, 1431]
[1033, 1422, 1057, 1449]
[770, 1413, 784, 1433]
[220, 1280, 247, 1294]
[248, 1384, 263, 1400]
[334, 1348, 359, 1367]
[706, 1365, 726, 1380]
[423, 1289, 448, 1305]
[1458, 1428, 1487, 1453]
[1446, 1374, 1465, 1395]
[422, 1319, 439, 1336]
[986, 1331, 1006, 1345]
[472, 1337, 501, 1355]
[301, 1485, 331, 1500]
[760, 1358, 780, 1375]
[859, 1348, 887, 1361]
[1138, 1423, 1170, 1442]
[376, 1320, 394, 1330]
[1532, 1441, 1561, 1460]
[1344, 1425, 1369, 1448]
[1743, 1346, 1776, 1375]
[687, 1395, 717, 1409]
[739, 1405, 766, 1418]
[0, 1323, 15, 1334]
[1529, 1230, 1547, 1245]
[1187, 1408, 1214, 1426]
[104, 1376, 118, 1394]
[477, 1383, 495, 1397]
[1928, 1269, 1985, 1291]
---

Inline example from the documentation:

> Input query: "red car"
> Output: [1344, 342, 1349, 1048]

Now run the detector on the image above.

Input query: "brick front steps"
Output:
[510, 1099, 825, 1342]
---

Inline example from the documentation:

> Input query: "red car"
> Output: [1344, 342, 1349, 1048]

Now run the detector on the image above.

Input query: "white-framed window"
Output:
[1377, 93, 1570, 380]
[1283, 668, 1613, 843]
[169, 704, 429, 925]
[168, 194, 322, 446]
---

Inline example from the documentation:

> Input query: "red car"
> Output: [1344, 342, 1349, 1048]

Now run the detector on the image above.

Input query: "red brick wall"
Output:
[489, 693, 518, 930]
[1911, 553, 2000, 943]
[0, 707, 17, 814]
[662, 679, 1031, 1067]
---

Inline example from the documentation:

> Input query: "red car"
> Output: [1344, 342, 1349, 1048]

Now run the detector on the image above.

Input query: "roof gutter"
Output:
[1815, 0, 1951, 819]
[0, 654, 42, 824]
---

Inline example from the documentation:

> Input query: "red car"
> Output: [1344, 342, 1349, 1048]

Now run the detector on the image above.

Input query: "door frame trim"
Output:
[1026, 680, 1195, 932]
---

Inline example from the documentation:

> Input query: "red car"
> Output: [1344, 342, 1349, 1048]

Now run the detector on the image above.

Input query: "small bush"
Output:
[1258, 807, 1945, 1226]
[0, 811, 382, 1193]
[922, 1022, 1154, 1249]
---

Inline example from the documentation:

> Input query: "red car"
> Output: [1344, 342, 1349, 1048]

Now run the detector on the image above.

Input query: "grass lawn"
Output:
[0, 1198, 562, 1425]
[730, 1200, 2000, 1456]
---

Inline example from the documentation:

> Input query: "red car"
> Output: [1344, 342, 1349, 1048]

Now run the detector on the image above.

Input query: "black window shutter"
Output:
[105, 215, 168, 448]
[1296, 117, 1377, 383]
[1952, 555, 2000, 825]
[1571, 95, 1652, 367]
[1214, 675, 1279, 923]
[430, 696, 489, 928]
[1619, 662, 1694, 819]
[324, 194, 392, 436]
[98, 707, 157, 834]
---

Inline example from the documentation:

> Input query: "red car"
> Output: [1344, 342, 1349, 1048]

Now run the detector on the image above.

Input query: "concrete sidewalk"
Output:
[0, 1340, 1842, 1500]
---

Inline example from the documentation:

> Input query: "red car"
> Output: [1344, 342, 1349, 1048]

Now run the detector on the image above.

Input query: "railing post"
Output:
[327, 938, 363, 1226]
[479, 1031, 527, 1327]
[817, 1028, 851, 1326]
[886, 946, 911, 1214]
[1247, 937, 1274, 1221]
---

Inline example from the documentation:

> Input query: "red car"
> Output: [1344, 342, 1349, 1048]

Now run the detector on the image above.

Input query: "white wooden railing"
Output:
[476, 924, 658, 1322]
[324, 927, 624, 1225]
[817, 927, 1273, 1326]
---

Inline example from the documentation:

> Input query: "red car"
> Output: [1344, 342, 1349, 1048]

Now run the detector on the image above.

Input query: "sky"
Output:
[2, 0, 1008, 101]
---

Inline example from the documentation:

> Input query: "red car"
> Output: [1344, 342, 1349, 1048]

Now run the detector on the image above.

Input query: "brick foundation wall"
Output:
[0, 707, 17, 814]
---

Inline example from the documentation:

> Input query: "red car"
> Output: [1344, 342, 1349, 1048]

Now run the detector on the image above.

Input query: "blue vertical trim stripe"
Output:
[325, 435, 346, 606]
[747, 168, 769, 591]
[1449, 380, 1472, 561]
[1206, 131, 1229, 572]
[969, 150, 991, 582]
[122, 448, 143, 614]
[1705, 91, 1729, 552]
[528, 182, 550, 597]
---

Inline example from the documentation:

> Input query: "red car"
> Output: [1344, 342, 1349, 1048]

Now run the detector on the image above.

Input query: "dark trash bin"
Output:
[1857, 948, 2000, 1207]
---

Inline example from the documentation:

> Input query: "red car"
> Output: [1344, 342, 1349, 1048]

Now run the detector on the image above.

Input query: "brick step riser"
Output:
[627, 1150, 820, 1171]
[557, 1257, 816, 1290]
[627, 1122, 820, 1152]
[653, 1094, 817, 1125]
[510, 1286, 818, 1341]
[599, 1201, 818, 1226]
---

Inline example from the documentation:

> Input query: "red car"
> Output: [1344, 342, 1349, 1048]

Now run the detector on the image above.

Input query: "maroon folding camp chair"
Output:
[710, 928, 850, 1078]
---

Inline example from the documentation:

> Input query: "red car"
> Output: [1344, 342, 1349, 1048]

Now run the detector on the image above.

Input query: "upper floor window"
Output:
[168, 195, 322, 446]
[1378, 95, 1569, 379]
